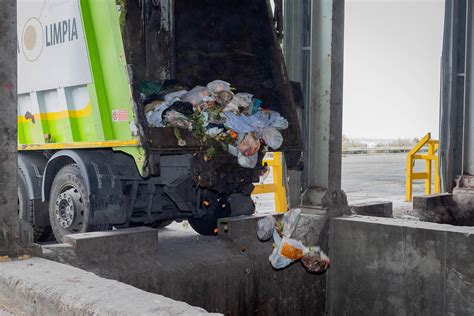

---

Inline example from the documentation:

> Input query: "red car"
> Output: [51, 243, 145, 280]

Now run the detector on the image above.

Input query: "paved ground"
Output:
[342, 153, 426, 217]
[253, 153, 426, 217]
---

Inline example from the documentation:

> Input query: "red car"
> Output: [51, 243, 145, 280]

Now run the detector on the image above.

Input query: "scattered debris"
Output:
[257, 216, 277, 241]
[0, 254, 30, 262]
[257, 209, 330, 274]
[143, 79, 289, 168]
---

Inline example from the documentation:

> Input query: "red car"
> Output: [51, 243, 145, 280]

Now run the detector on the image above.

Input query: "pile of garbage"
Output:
[142, 80, 288, 168]
[257, 209, 331, 274]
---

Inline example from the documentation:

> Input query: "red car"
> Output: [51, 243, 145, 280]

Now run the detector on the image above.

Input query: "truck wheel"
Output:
[152, 220, 174, 229]
[49, 164, 110, 242]
[189, 193, 255, 236]
[189, 193, 231, 236]
[18, 170, 52, 242]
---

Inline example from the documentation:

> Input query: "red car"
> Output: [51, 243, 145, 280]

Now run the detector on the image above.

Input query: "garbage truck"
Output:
[17, 0, 302, 242]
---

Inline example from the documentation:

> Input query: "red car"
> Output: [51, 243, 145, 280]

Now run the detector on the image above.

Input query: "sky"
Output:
[343, 0, 445, 139]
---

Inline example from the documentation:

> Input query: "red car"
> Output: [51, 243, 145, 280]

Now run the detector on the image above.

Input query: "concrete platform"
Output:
[329, 216, 474, 316]
[351, 201, 393, 217]
[41, 212, 334, 315]
[63, 227, 159, 257]
[0, 257, 214, 315]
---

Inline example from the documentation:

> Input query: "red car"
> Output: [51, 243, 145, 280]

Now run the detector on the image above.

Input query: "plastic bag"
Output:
[206, 127, 224, 137]
[224, 93, 253, 114]
[164, 110, 193, 130]
[271, 115, 289, 130]
[301, 247, 331, 274]
[140, 80, 162, 102]
[207, 80, 231, 94]
[227, 144, 239, 157]
[261, 127, 283, 149]
[215, 90, 234, 106]
[250, 110, 288, 130]
[281, 208, 301, 238]
[147, 101, 172, 127]
[269, 236, 306, 269]
[144, 100, 164, 114]
[249, 98, 262, 115]
[223, 112, 257, 133]
[238, 151, 258, 168]
[223, 110, 288, 133]
[182, 86, 211, 106]
[164, 90, 188, 102]
[257, 216, 277, 241]
[238, 132, 260, 157]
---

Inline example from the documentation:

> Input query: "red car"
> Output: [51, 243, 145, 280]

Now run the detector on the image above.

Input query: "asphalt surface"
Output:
[253, 153, 425, 216]
[342, 153, 425, 216]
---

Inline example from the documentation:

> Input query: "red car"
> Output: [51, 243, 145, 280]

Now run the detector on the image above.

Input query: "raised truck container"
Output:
[17, 0, 302, 241]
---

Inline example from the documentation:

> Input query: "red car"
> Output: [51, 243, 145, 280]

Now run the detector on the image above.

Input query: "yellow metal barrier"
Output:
[405, 133, 440, 201]
[252, 152, 288, 213]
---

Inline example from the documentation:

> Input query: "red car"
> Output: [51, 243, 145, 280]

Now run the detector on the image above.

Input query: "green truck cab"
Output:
[17, 0, 301, 242]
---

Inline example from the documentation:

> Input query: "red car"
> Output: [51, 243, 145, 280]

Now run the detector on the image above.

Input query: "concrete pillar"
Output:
[300, 0, 347, 208]
[283, 0, 304, 208]
[0, 0, 32, 256]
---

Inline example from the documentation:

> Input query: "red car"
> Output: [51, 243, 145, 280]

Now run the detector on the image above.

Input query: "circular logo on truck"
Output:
[22, 17, 44, 62]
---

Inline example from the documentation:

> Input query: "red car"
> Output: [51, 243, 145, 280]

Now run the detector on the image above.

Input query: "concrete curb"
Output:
[0, 257, 218, 316]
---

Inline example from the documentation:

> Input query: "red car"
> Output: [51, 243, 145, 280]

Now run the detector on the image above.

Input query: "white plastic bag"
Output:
[164, 90, 188, 102]
[207, 80, 231, 94]
[223, 93, 253, 114]
[163, 110, 193, 130]
[238, 151, 258, 168]
[257, 216, 277, 241]
[181, 86, 211, 106]
[147, 101, 172, 127]
[269, 235, 307, 269]
[261, 127, 283, 149]
[282, 208, 301, 237]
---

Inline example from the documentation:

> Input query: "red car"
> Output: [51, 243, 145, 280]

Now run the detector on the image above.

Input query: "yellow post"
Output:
[433, 142, 441, 193]
[252, 152, 288, 213]
[405, 133, 440, 201]
[272, 152, 288, 213]
[406, 154, 413, 202]
[425, 142, 433, 195]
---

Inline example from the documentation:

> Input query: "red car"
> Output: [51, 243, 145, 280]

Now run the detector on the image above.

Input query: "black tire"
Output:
[49, 164, 110, 242]
[152, 219, 174, 229]
[18, 169, 52, 242]
[189, 215, 220, 236]
[189, 192, 256, 235]
[189, 191, 232, 236]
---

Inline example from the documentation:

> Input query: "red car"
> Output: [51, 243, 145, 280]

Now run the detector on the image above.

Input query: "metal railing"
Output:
[405, 133, 440, 201]
[252, 152, 288, 213]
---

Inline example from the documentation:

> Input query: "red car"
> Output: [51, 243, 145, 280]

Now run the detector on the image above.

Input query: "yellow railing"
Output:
[252, 152, 288, 213]
[405, 133, 440, 201]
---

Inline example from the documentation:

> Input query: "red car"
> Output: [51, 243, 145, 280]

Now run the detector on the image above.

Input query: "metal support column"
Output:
[0, 0, 32, 256]
[283, 0, 304, 208]
[300, 0, 347, 207]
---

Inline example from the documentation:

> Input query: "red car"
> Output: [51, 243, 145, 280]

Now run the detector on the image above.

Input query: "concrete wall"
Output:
[329, 216, 474, 316]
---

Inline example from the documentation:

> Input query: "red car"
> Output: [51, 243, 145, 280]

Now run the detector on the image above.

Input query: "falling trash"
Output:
[257, 216, 277, 241]
[257, 209, 331, 274]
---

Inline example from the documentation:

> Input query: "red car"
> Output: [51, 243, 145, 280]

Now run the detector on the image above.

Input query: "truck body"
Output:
[16, 0, 301, 241]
